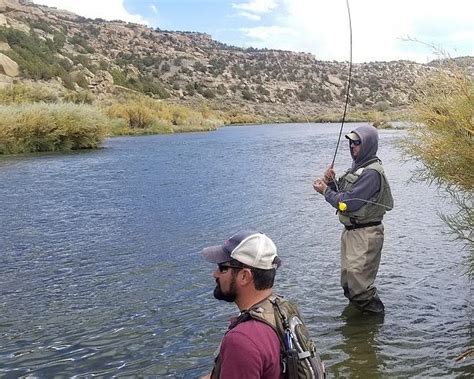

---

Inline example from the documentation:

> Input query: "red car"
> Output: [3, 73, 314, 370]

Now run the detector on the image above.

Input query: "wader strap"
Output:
[345, 221, 381, 230]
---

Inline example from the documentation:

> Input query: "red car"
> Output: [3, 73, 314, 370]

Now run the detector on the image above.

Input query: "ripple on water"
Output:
[0, 124, 471, 377]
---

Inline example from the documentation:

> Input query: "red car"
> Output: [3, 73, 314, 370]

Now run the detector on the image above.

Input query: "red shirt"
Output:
[219, 319, 282, 378]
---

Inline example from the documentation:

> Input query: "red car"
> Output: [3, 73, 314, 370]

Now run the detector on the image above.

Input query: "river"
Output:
[0, 123, 472, 377]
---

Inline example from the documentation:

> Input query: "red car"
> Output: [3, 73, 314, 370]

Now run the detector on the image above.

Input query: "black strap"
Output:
[345, 221, 381, 230]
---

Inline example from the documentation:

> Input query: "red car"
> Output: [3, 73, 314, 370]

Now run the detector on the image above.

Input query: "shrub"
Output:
[0, 103, 108, 154]
[106, 98, 174, 132]
[0, 83, 59, 104]
[404, 64, 473, 191]
[401, 58, 473, 250]
[106, 100, 156, 129]
[201, 88, 216, 99]
[242, 89, 255, 101]
[105, 95, 225, 134]
[110, 68, 127, 86]
[193, 61, 207, 73]
[185, 82, 195, 95]
[73, 72, 90, 89]
[375, 101, 390, 112]
[0, 27, 66, 80]
[63, 90, 95, 104]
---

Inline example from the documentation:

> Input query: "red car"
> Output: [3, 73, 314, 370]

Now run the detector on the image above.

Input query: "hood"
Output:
[349, 125, 379, 170]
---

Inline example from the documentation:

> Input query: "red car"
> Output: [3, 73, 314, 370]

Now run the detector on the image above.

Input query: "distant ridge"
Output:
[0, 0, 472, 119]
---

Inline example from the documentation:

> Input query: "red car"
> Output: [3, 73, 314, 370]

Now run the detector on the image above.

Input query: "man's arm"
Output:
[324, 170, 381, 211]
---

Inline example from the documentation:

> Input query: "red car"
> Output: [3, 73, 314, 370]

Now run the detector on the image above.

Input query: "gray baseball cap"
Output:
[202, 230, 280, 270]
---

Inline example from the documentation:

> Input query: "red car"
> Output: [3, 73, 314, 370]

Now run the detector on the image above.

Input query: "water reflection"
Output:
[332, 305, 384, 378]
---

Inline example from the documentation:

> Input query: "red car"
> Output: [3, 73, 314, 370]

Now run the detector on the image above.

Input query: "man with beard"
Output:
[200, 230, 282, 379]
[313, 125, 393, 314]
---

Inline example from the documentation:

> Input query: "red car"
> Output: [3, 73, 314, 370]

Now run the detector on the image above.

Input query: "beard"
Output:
[213, 277, 237, 303]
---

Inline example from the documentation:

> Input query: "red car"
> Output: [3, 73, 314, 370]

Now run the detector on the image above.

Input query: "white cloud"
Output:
[232, 0, 278, 15]
[238, 11, 262, 21]
[32, 0, 147, 25]
[240, 25, 297, 42]
[150, 4, 158, 15]
[240, 0, 474, 62]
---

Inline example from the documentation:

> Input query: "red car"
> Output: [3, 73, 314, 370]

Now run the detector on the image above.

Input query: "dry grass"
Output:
[105, 95, 224, 135]
[401, 57, 473, 252]
[0, 103, 109, 154]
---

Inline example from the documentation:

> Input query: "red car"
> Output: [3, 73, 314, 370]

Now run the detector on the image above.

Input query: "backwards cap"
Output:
[202, 230, 279, 270]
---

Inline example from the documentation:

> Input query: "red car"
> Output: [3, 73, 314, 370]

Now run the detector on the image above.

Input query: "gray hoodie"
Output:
[350, 124, 379, 171]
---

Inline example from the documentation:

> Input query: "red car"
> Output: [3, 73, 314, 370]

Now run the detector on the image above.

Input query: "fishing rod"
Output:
[330, 0, 353, 169]
[273, 0, 353, 140]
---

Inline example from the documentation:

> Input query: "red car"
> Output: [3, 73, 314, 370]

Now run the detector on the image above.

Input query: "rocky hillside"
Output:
[0, 0, 472, 119]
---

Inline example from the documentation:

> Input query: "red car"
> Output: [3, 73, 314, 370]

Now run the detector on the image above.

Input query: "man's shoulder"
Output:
[223, 319, 281, 360]
[229, 318, 275, 335]
[226, 319, 280, 347]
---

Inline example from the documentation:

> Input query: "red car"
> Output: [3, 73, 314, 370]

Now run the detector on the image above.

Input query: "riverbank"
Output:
[0, 84, 406, 154]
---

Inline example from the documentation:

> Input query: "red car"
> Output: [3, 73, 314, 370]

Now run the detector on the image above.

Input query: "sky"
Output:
[32, 0, 473, 63]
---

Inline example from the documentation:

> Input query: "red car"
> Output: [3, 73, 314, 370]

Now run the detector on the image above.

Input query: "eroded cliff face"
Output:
[0, 0, 472, 117]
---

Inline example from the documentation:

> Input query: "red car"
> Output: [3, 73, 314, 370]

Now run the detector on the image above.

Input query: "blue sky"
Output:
[33, 0, 473, 63]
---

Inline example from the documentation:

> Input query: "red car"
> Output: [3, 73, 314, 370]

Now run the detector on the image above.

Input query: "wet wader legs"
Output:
[341, 225, 385, 313]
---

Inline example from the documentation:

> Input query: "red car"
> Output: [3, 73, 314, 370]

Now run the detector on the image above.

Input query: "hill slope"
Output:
[0, 0, 472, 120]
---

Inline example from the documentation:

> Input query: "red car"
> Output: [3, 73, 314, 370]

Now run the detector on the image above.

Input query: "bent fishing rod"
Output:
[325, 0, 352, 192]
[274, 0, 353, 145]
[274, 0, 353, 176]
[331, 0, 353, 169]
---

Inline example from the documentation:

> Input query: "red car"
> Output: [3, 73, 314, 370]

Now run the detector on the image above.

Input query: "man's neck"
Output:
[236, 289, 273, 311]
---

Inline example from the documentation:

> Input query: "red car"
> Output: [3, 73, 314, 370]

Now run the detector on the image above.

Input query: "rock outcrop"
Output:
[0, 52, 18, 76]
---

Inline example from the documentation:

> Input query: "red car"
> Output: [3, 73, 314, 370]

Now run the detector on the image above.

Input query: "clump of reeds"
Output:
[105, 95, 224, 135]
[0, 103, 109, 154]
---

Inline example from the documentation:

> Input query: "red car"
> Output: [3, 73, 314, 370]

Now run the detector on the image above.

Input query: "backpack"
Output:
[247, 295, 326, 379]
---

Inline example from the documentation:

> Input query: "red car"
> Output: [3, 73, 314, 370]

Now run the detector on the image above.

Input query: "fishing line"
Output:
[338, 198, 393, 211]
[274, 52, 312, 125]
[330, 0, 353, 169]
[273, 0, 352, 139]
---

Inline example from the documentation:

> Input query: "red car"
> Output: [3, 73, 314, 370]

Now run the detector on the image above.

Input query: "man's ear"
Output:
[238, 268, 254, 286]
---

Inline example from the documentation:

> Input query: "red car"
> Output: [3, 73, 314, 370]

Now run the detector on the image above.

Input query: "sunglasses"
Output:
[349, 139, 361, 146]
[217, 262, 248, 273]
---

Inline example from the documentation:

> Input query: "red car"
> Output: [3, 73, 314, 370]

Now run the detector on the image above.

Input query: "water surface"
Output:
[0, 123, 472, 377]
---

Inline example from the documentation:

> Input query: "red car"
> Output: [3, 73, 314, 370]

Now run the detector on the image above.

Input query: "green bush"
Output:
[0, 27, 66, 80]
[110, 68, 127, 86]
[0, 103, 109, 154]
[201, 88, 216, 99]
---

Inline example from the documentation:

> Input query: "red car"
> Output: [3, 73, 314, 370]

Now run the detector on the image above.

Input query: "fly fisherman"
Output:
[313, 125, 393, 314]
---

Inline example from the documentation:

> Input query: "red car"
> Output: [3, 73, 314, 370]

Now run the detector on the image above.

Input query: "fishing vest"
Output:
[337, 160, 393, 226]
[211, 295, 325, 379]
